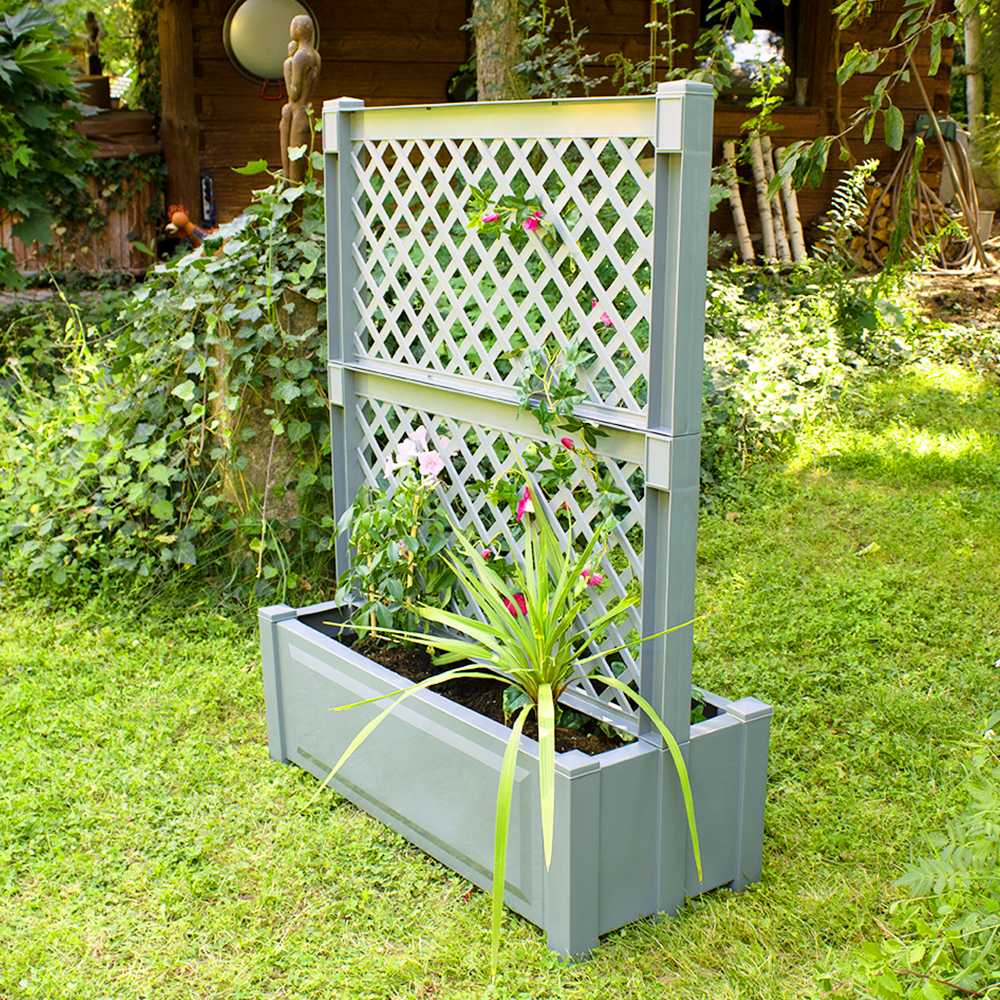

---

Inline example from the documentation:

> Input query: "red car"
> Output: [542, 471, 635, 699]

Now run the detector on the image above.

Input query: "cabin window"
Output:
[700, 0, 798, 100]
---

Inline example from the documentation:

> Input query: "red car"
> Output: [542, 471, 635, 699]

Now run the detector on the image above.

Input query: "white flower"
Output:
[985, 729, 996, 742]
[418, 450, 445, 479]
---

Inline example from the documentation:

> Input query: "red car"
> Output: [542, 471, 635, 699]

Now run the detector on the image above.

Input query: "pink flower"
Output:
[515, 485, 533, 522]
[503, 592, 529, 617]
[418, 450, 445, 479]
[581, 568, 604, 587]
[481, 548, 493, 560]
[481, 211, 499, 223]
[560, 436, 575, 451]
[599, 311, 613, 328]
[410, 427, 429, 450]
[522, 215, 541, 232]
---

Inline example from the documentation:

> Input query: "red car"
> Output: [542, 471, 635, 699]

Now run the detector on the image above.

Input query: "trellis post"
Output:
[639, 81, 714, 746]
[324, 96, 365, 574]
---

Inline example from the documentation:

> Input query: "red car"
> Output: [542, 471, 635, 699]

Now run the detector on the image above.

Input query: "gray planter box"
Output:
[261, 601, 771, 957]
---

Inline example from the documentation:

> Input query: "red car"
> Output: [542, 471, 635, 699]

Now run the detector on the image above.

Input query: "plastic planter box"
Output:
[259, 83, 774, 957]
[261, 603, 771, 956]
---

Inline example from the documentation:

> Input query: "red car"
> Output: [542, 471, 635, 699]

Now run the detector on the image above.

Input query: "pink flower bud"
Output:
[481, 548, 492, 560]
[560, 436, 575, 451]
[502, 592, 529, 617]
[481, 211, 499, 223]
[523, 216, 540, 232]
[515, 485, 533, 522]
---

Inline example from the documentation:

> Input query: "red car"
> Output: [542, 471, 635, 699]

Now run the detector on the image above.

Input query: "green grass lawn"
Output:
[2, 361, 998, 1000]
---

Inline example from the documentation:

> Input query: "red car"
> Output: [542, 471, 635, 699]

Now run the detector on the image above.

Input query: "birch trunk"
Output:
[775, 146, 807, 261]
[748, 135, 777, 260]
[722, 141, 754, 262]
[965, 8, 984, 138]
[761, 135, 791, 262]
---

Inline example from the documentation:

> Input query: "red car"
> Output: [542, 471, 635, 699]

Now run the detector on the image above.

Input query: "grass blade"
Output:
[590, 674, 703, 882]
[492, 703, 532, 978]
[537, 682, 555, 869]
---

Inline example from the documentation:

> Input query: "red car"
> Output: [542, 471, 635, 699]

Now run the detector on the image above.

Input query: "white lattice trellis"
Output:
[324, 87, 713, 740]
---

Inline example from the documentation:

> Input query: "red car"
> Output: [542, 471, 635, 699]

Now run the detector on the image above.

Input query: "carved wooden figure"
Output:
[279, 14, 321, 182]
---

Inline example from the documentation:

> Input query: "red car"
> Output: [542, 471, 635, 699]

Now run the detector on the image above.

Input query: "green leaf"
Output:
[150, 498, 174, 521]
[171, 380, 196, 402]
[537, 683, 556, 870]
[274, 380, 302, 404]
[491, 703, 532, 979]
[12, 209, 54, 248]
[148, 464, 173, 486]
[884, 105, 905, 151]
[233, 159, 269, 175]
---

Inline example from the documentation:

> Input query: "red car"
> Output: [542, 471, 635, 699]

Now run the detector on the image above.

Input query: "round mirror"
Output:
[223, 0, 318, 82]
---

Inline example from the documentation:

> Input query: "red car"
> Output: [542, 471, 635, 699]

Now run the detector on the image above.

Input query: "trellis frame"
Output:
[325, 82, 710, 743]
[260, 84, 771, 958]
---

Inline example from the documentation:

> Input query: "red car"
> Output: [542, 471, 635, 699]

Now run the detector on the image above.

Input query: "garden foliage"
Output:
[0, 1, 92, 287]
[840, 718, 1000, 999]
[0, 159, 332, 599]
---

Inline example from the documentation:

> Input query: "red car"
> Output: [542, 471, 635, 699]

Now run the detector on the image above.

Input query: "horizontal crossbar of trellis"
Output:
[324, 82, 714, 741]
[322, 94, 707, 151]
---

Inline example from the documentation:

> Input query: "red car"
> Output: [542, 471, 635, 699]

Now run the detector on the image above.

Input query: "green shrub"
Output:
[700, 263, 922, 490]
[835, 716, 1000, 999]
[0, 2, 93, 287]
[0, 161, 333, 600]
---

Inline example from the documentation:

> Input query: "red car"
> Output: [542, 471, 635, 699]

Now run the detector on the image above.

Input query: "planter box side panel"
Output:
[596, 746, 661, 935]
[273, 622, 545, 924]
[684, 715, 742, 896]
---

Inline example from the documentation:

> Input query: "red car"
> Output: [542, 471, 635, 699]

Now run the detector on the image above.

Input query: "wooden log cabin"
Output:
[159, 0, 954, 245]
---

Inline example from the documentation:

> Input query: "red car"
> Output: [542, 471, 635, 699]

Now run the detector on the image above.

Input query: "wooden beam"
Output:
[159, 0, 200, 217]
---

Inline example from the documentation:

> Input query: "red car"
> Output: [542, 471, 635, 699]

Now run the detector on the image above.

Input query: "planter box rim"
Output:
[269, 603, 770, 765]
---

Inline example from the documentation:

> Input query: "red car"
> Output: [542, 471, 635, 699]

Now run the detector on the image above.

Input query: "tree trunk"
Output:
[748, 135, 777, 260]
[158, 0, 200, 217]
[473, 0, 529, 101]
[965, 7, 984, 138]
[722, 141, 754, 262]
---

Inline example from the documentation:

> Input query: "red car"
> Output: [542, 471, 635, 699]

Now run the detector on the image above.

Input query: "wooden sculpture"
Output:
[280, 14, 321, 182]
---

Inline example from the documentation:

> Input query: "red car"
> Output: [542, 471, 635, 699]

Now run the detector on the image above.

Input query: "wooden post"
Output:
[159, 0, 200, 218]
[722, 141, 754, 262]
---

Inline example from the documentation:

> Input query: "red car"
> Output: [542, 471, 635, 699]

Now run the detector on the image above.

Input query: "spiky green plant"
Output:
[319, 482, 701, 976]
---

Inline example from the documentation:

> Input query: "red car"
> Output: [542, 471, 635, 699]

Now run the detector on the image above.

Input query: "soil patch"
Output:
[299, 611, 628, 755]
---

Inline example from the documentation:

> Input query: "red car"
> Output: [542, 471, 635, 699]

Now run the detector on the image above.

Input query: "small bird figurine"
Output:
[164, 205, 213, 248]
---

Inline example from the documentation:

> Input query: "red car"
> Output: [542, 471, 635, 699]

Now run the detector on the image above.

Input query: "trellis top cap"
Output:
[656, 80, 714, 96]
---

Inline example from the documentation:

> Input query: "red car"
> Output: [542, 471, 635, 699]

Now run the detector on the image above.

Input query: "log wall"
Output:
[183, 0, 953, 242]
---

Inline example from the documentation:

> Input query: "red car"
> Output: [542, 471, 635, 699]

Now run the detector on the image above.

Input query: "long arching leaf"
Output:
[537, 682, 556, 869]
[491, 702, 532, 978]
[590, 674, 703, 882]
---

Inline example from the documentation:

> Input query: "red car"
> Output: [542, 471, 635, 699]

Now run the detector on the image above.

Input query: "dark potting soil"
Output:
[298, 611, 628, 755]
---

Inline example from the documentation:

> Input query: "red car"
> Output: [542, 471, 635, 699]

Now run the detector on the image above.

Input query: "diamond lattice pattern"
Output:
[356, 401, 645, 720]
[351, 136, 655, 415]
